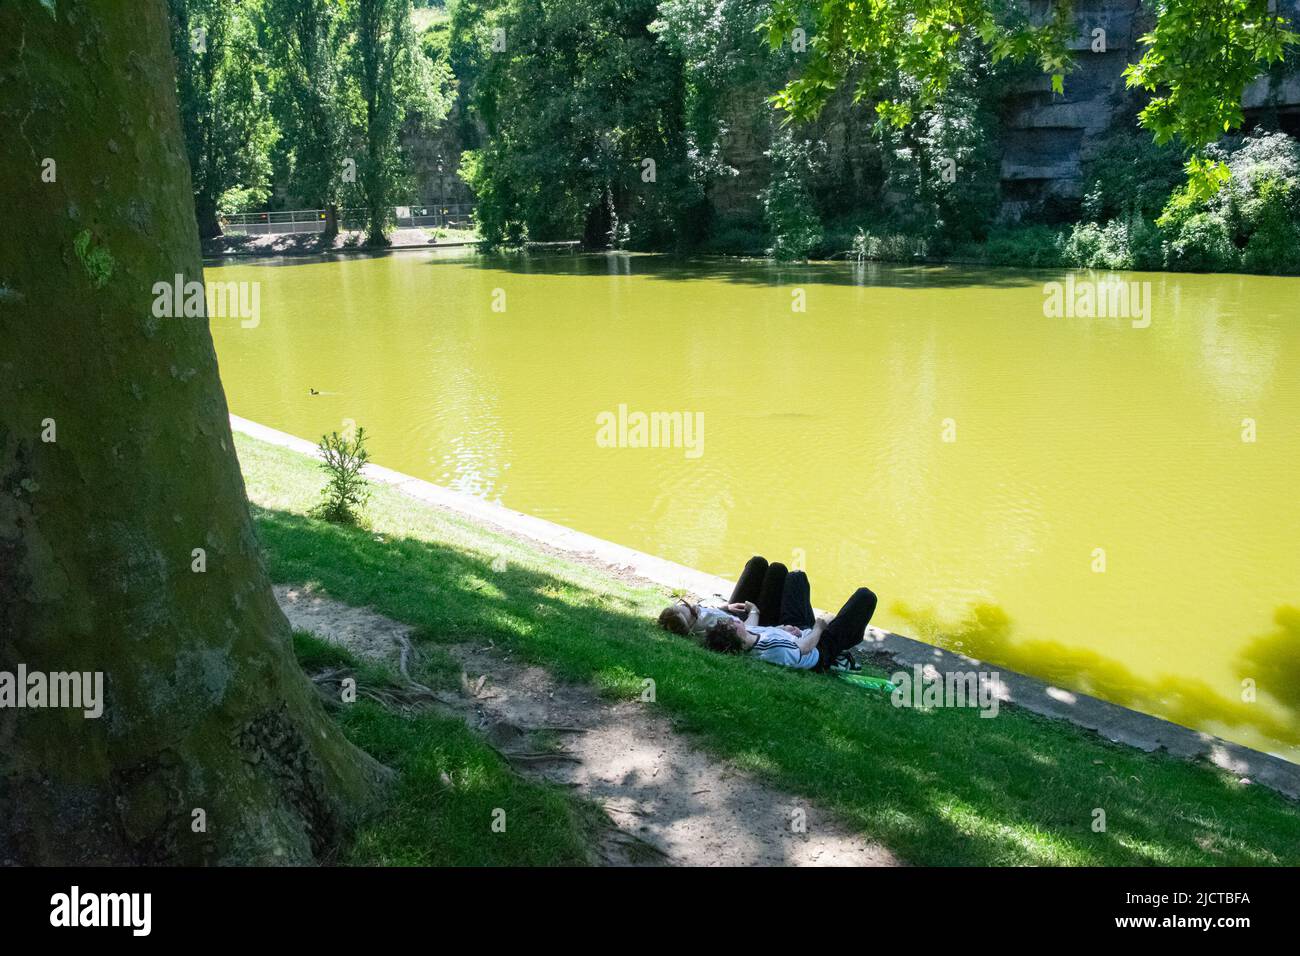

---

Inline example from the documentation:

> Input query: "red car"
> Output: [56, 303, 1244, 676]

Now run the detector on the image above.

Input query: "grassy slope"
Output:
[292, 631, 597, 865]
[238, 433, 1300, 866]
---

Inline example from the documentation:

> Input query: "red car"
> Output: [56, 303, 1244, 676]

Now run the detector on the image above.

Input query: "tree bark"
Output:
[195, 191, 224, 241]
[0, 0, 389, 865]
[582, 186, 617, 249]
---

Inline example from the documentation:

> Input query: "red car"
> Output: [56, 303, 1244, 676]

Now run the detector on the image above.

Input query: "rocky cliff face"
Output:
[1000, 0, 1300, 221]
[402, 99, 477, 214]
[998, 0, 1150, 220]
[709, 81, 886, 226]
[704, 0, 1300, 227]
[414, 2, 1300, 232]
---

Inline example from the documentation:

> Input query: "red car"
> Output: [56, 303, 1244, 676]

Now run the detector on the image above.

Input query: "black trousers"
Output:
[729, 555, 788, 626]
[812, 587, 878, 671]
[733, 557, 877, 671]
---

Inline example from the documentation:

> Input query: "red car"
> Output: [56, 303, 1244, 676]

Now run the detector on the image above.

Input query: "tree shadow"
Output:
[250, 504, 1300, 865]
[422, 249, 1052, 290]
[1237, 606, 1300, 714]
[889, 600, 1300, 757]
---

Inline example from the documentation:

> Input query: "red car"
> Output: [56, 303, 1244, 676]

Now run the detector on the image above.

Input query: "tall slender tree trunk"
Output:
[196, 191, 224, 241]
[582, 186, 617, 249]
[0, 0, 389, 865]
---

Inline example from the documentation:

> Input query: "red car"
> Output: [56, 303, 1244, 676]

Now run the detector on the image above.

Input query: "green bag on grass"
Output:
[837, 671, 897, 693]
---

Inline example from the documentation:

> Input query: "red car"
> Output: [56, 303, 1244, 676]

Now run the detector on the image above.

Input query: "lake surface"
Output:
[209, 251, 1300, 762]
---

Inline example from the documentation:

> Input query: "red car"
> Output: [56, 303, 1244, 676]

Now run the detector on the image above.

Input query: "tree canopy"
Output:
[764, 0, 1298, 194]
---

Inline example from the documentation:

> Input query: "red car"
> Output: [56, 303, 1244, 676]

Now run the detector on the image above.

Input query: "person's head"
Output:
[658, 604, 692, 636]
[705, 616, 747, 654]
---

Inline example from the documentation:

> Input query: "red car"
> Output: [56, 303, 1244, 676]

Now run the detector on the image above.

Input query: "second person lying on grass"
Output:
[706, 566, 878, 673]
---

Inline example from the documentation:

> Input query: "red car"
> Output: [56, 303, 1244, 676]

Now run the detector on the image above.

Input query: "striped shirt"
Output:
[746, 625, 819, 670]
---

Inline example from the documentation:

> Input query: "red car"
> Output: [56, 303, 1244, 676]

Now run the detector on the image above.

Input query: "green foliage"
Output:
[262, 0, 349, 213]
[872, 42, 1005, 249]
[760, 129, 822, 260]
[765, 0, 1075, 127]
[312, 427, 372, 524]
[768, 0, 1299, 200]
[1124, 0, 1298, 194]
[842, 228, 928, 263]
[1080, 128, 1185, 223]
[1157, 131, 1300, 273]
[1160, 209, 1240, 271]
[699, 214, 768, 256]
[1059, 218, 1160, 271]
[460, 0, 689, 248]
[653, 0, 797, 216]
[976, 225, 1066, 269]
[169, 0, 279, 237]
[341, 0, 449, 245]
[170, 0, 449, 244]
[1241, 174, 1300, 272]
[217, 183, 272, 214]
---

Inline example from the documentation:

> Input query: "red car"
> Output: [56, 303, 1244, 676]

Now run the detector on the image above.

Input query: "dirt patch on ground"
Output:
[278, 584, 413, 665]
[276, 585, 897, 867]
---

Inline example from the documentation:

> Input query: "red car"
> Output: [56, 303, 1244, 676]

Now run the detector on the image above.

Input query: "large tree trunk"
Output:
[195, 191, 224, 242]
[0, 0, 389, 865]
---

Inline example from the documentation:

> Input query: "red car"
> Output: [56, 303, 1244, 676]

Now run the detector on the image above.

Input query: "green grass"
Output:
[239, 432, 1300, 866]
[291, 630, 598, 865]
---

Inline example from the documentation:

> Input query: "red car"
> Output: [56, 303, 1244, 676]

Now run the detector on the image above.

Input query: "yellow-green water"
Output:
[209, 251, 1300, 761]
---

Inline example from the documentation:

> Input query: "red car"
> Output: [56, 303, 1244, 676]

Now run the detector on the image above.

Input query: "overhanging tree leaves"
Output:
[1124, 0, 1298, 195]
[764, 0, 1075, 128]
[765, 0, 1297, 195]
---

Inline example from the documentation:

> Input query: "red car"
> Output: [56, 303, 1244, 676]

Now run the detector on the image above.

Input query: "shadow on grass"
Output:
[254, 504, 1300, 866]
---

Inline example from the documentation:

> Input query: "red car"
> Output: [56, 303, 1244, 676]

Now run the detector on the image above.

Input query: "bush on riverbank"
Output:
[1159, 132, 1300, 274]
[845, 132, 1300, 275]
[698, 129, 1300, 277]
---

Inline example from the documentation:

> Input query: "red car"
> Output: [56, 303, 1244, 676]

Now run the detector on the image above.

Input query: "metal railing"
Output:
[222, 203, 476, 235]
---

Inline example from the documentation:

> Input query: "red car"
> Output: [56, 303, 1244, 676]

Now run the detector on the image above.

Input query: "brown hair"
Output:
[705, 617, 745, 654]
[658, 605, 690, 636]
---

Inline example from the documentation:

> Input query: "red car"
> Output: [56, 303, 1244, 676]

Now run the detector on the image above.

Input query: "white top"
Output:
[689, 605, 736, 637]
[746, 625, 819, 670]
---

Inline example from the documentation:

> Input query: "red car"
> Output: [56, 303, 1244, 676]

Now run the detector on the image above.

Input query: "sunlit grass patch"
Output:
[239, 432, 1300, 867]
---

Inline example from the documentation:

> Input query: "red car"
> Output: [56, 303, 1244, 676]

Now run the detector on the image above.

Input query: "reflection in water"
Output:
[1238, 606, 1300, 716]
[891, 600, 1299, 760]
[209, 250, 1300, 761]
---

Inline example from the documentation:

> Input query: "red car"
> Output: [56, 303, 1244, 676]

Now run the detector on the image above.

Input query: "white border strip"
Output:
[231, 415, 736, 599]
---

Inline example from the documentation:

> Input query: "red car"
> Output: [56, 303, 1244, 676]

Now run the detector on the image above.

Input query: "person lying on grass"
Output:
[656, 554, 808, 641]
[703, 568, 878, 673]
[657, 599, 752, 641]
